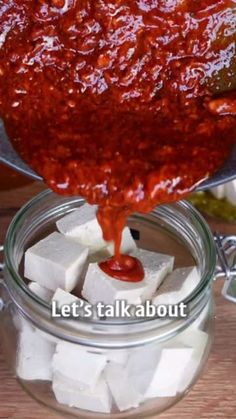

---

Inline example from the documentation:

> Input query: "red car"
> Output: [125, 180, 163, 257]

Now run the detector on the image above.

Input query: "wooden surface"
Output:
[0, 181, 236, 419]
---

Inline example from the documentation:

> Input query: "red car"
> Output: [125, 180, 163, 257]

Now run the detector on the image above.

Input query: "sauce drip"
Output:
[0, 1, 235, 280]
[99, 255, 144, 282]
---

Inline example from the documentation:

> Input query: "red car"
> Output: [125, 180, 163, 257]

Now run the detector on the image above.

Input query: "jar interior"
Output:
[6, 191, 214, 318]
[17, 208, 196, 296]
[0, 289, 213, 419]
[1, 191, 215, 418]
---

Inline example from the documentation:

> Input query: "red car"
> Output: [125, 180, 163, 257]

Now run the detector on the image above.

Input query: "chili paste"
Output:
[0, 1, 235, 280]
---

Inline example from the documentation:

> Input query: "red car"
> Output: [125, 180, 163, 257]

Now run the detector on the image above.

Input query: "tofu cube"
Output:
[88, 248, 112, 263]
[136, 249, 174, 301]
[86, 348, 129, 366]
[225, 180, 236, 206]
[82, 248, 173, 305]
[57, 204, 137, 258]
[144, 345, 194, 398]
[125, 345, 161, 397]
[53, 374, 112, 413]
[17, 323, 55, 381]
[126, 343, 193, 399]
[107, 227, 137, 256]
[210, 185, 225, 200]
[106, 342, 194, 409]
[52, 288, 97, 320]
[82, 263, 147, 305]
[107, 350, 129, 365]
[52, 342, 107, 391]
[152, 266, 200, 305]
[24, 232, 89, 292]
[56, 204, 107, 253]
[105, 363, 143, 411]
[88, 227, 137, 263]
[56, 204, 97, 235]
[177, 328, 209, 392]
[52, 287, 84, 308]
[28, 282, 53, 303]
[105, 346, 161, 411]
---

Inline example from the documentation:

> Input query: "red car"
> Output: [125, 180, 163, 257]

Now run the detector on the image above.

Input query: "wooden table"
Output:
[0, 181, 236, 419]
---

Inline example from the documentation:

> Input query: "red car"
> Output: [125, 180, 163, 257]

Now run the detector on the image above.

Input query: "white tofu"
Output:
[145, 345, 193, 398]
[88, 248, 112, 263]
[56, 204, 97, 235]
[177, 328, 209, 392]
[82, 249, 173, 305]
[225, 180, 236, 206]
[24, 232, 89, 292]
[28, 282, 53, 302]
[37, 329, 61, 345]
[82, 263, 147, 305]
[152, 266, 200, 306]
[53, 373, 112, 413]
[105, 363, 143, 411]
[56, 204, 138, 257]
[17, 323, 55, 381]
[125, 345, 161, 396]
[56, 204, 107, 253]
[85, 347, 129, 366]
[126, 343, 193, 399]
[51, 287, 97, 320]
[107, 227, 137, 256]
[52, 288, 84, 308]
[136, 249, 174, 301]
[105, 346, 160, 410]
[52, 342, 107, 391]
[210, 185, 225, 200]
[107, 350, 129, 365]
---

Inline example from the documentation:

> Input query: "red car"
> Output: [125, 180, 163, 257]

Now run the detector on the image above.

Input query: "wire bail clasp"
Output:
[214, 233, 236, 303]
[0, 245, 5, 310]
[0, 244, 4, 273]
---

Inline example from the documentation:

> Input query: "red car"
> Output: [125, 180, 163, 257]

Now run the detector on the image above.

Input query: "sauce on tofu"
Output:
[0, 1, 235, 281]
[100, 255, 144, 282]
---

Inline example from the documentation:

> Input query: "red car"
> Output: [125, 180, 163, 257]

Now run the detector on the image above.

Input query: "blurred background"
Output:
[0, 164, 33, 191]
[189, 180, 236, 222]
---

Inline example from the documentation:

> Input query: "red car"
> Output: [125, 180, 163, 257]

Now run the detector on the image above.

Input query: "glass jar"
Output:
[0, 190, 216, 418]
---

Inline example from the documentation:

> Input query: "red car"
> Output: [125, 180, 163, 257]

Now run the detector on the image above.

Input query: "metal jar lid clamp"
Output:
[214, 234, 236, 303]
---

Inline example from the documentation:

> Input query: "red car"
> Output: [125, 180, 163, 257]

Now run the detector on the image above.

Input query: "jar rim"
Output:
[3, 190, 216, 347]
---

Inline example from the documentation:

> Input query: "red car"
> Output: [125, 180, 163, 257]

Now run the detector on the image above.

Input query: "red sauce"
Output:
[0, 1, 235, 281]
[100, 255, 144, 282]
